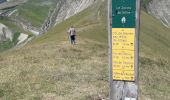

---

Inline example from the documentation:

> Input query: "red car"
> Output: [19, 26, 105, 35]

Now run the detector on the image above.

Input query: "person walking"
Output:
[68, 26, 76, 45]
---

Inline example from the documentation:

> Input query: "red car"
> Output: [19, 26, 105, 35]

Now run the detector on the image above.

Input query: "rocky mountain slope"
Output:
[147, 0, 170, 27]
[0, 23, 12, 41]
[0, 0, 170, 100]
[0, 0, 108, 99]
[42, 0, 94, 32]
[0, 0, 95, 51]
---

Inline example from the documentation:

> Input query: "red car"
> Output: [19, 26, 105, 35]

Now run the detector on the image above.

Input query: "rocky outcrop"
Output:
[0, 0, 6, 4]
[17, 33, 28, 45]
[11, 17, 41, 35]
[0, 0, 27, 10]
[148, 0, 170, 27]
[42, 0, 95, 32]
[0, 23, 12, 42]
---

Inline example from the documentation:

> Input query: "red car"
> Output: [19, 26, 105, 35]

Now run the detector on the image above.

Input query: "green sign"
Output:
[112, 0, 136, 28]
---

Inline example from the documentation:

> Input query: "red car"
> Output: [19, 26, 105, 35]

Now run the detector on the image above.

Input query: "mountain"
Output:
[147, 0, 170, 27]
[0, 0, 95, 51]
[0, 0, 170, 100]
[0, 0, 108, 99]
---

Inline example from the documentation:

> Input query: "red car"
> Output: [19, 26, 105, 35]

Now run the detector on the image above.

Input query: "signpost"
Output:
[108, 0, 140, 100]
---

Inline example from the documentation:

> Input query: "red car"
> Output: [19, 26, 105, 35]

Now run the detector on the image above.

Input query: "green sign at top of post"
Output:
[112, 0, 136, 28]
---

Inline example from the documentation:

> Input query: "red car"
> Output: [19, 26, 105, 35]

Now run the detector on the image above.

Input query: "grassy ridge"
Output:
[139, 11, 170, 100]
[0, 0, 57, 51]
[0, 0, 170, 100]
[17, 0, 57, 27]
[140, 11, 170, 58]
[0, 1, 109, 100]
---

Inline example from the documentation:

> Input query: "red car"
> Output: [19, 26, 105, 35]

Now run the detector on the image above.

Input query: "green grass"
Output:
[16, 0, 57, 27]
[0, 32, 20, 52]
[140, 11, 170, 57]
[0, 0, 170, 100]
[31, 0, 107, 44]
[0, 18, 24, 33]
[0, 18, 33, 52]
[0, 40, 13, 52]
[0, 1, 109, 100]
[139, 11, 170, 100]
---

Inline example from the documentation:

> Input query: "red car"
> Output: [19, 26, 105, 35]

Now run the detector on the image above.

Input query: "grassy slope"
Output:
[0, 18, 25, 52]
[0, 0, 170, 100]
[0, 18, 24, 33]
[17, 0, 57, 27]
[0, 0, 57, 51]
[0, 1, 108, 100]
[0, 18, 33, 52]
[139, 11, 170, 100]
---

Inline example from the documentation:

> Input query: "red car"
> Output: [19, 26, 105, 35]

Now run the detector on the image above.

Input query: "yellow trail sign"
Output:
[108, 0, 140, 99]
[112, 28, 135, 81]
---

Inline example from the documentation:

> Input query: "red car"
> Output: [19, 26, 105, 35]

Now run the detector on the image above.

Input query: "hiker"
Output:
[68, 26, 76, 44]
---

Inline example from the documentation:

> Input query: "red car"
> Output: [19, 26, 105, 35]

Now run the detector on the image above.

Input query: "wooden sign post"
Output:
[108, 0, 140, 100]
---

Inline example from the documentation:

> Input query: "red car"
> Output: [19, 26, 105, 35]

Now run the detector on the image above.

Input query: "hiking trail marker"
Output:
[108, 0, 140, 100]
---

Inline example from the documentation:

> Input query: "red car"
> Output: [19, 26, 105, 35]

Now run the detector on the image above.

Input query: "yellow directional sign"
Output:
[109, 0, 140, 99]
[112, 28, 135, 81]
